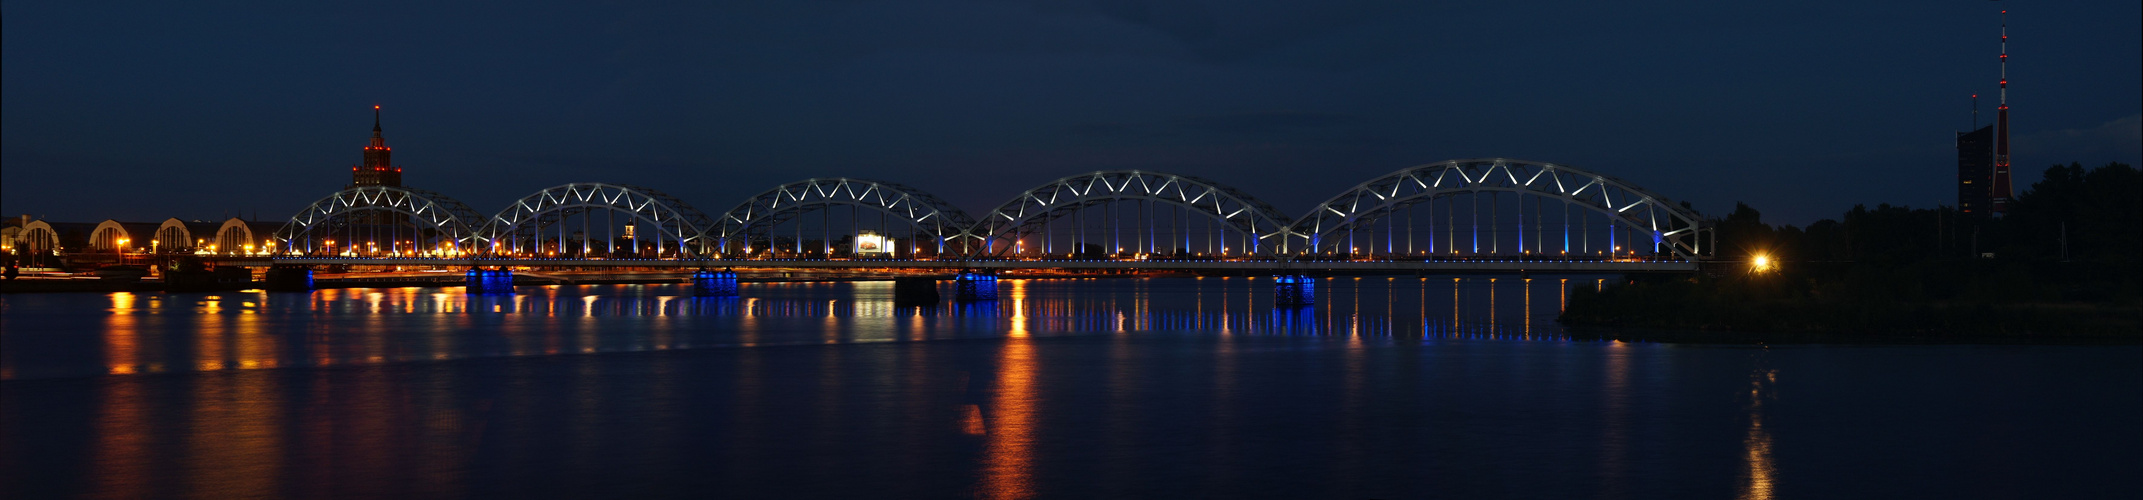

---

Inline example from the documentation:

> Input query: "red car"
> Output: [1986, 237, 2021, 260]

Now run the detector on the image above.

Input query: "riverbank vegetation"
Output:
[1561, 162, 2141, 338]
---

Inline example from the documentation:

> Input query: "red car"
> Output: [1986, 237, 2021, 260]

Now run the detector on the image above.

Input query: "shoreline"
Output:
[1556, 278, 2143, 342]
[1560, 324, 2143, 345]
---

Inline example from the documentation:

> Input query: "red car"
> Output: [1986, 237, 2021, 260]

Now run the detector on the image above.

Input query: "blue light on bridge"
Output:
[956, 271, 998, 301]
[693, 270, 739, 297]
[1273, 274, 1315, 306]
[465, 269, 515, 294]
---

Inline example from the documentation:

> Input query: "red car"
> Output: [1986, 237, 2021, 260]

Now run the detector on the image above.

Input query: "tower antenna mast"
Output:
[1991, 9, 2014, 214]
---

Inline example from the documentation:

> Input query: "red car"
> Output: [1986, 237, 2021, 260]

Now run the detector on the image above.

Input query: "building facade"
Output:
[349, 105, 403, 188]
[1957, 125, 1994, 217]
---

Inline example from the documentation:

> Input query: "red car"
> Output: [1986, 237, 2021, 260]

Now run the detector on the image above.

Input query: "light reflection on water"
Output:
[3, 277, 1577, 381]
[3, 277, 2137, 498]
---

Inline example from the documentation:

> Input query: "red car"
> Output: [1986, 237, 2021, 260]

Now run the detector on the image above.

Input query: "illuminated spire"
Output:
[354, 105, 400, 187]
[369, 105, 386, 148]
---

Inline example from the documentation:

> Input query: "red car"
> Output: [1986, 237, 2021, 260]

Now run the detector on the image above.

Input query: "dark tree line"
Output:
[1715, 161, 2138, 273]
[1563, 162, 2138, 336]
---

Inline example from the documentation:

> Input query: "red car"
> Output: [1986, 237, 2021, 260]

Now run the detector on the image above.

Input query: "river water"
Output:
[2, 277, 2137, 499]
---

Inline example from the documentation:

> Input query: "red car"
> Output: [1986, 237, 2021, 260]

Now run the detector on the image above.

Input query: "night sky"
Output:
[4, 1, 2137, 226]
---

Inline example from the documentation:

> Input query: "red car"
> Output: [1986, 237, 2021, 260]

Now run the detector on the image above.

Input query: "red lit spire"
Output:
[369, 105, 386, 148]
[351, 105, 401, 188]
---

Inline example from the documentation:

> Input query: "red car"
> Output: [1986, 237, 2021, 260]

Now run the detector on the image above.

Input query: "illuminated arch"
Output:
[13, 220, 59, 254]
[707, 178, 976, 256]
[478, 183, 713, 257]
[273, 186, 484, 256]
[213, 218, 268, 256]
[88, 220, 135, 252]
[154, 218, 195, 253]
[1289, 158, 1709, 258]
[963, 170, 1298, 256]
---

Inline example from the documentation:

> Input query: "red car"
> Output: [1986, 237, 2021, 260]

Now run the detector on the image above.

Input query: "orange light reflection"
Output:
[977, 335, 1038, 499]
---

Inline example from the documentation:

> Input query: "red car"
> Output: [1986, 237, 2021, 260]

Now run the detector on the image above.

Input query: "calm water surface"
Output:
[2, 277, 2138, 499]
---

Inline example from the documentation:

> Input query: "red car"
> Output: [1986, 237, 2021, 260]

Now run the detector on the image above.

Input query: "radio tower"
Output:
[1991, 10, 2014, 214]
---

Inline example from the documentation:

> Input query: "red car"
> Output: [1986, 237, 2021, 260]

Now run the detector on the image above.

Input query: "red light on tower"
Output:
[349, 105, 403, 188]
[1990, 10, 2014, 214]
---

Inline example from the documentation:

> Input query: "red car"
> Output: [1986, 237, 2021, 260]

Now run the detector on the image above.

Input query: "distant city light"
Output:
[1750, 254, 1775, 274]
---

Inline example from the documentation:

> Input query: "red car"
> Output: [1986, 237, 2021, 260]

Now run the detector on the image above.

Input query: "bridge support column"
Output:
[1273, 273, 1315, 307]
[955, 270, 998, 301]
[466, 268, 515, 294]
[893, 276, 940, 307]
[692, 269, 739, 297]
[264, 264, 314, 291]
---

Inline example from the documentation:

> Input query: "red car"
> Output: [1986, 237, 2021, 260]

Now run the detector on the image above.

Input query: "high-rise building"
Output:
[349, 105, 403, 188]
[1957, 125, 1993, 217]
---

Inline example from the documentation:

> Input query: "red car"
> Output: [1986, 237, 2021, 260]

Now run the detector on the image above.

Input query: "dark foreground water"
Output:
[2, 277, 2138, 499]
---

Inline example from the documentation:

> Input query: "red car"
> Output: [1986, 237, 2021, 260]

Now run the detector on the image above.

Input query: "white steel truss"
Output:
[707, 178, 976, 255]
[273, 186, 485, 255]
[479, 183, 713, 257]
[1287, 158, 1709, 258]
[963, 170, 1299, 256]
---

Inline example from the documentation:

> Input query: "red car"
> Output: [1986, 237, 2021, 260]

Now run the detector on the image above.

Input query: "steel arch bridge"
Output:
[263, 158, 1711, 266]
[707, 178, 976, 256]
[963, 170, 1298, 257]
[1289, 158, 1707, 259]
[478, 183, 713, 258]
[273, 186, 485, 256]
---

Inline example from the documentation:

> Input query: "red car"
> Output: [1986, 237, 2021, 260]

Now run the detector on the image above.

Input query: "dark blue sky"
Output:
[5, 0, 2138, 225]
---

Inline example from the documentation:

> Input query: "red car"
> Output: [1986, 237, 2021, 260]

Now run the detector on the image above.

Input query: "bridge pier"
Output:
[1273, 273, 1315, 307]
[893, 276, 941, 306]
[465, 268, 515, 294]
[692, 269, 739, 297]
[263, 264, 314, 291]
[955, 270, 998, 301]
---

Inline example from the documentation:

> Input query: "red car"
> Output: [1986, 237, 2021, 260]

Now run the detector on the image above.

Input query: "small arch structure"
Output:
[1289, 158, 1707, 258]
[964, 170, 1297, 256]
[13, 220, 59, 255]
[274, 186, 484, 256]
[479, 183, 713, 258]
[154, 218, 195, 253]
[708, 178, 975, 256]
[88, 220, 145, 252]
[213, 218, 271, 256]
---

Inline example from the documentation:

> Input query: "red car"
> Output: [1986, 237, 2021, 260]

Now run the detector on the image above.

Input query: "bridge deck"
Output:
[233, 257, 1697, 273]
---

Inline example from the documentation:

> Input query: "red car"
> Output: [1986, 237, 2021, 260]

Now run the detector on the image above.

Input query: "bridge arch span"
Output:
[708, 178, 976, 257]
[963, 170, 1297, 257]
[274, 186, 484, 256]
[480, 183, 712, 258]
[1289, 158, 1708, 259]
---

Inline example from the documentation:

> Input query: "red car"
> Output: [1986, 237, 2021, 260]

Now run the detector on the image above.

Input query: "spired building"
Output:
[343, 106, 408, 232]
[349, 105, 403, 188]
